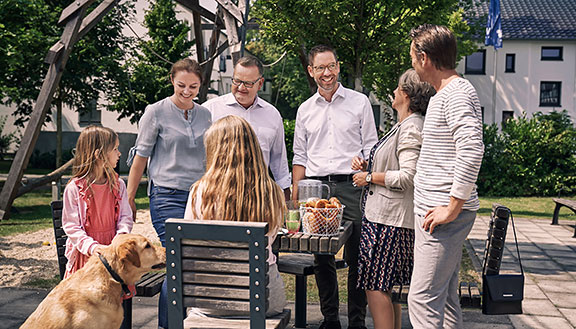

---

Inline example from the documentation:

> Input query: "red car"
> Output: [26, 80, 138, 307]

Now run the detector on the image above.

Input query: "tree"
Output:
[245, 31, 310, 119]
[251, 0, 480, 105]
[0, 0, 59, 126]
[107, 0, 193, 123]
[0, 0, 136, 168]
[0, 0, 135, 126]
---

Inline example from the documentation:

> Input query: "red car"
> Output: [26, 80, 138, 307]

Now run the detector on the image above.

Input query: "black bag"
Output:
[482, 205, 524, 315]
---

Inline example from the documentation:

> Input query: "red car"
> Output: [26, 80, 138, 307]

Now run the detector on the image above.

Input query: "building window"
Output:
[541, 47, 563, 61]
[502, 110, 514, 128]
[465, 50, 486, 74]
[78, 98, 101, 127]
[539, 82, 561, 107]
[505, 54, 515, 72]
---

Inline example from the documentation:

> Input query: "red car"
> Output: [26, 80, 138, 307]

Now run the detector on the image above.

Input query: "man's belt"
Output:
[307, 174, 354, 182]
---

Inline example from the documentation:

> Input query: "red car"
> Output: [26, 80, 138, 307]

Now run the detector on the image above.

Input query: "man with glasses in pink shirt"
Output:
[203, 56, 291, 199]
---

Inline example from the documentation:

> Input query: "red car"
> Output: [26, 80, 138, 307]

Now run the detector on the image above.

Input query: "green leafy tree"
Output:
[0, 0, 59, 125]
[107, 0, 193, 123]
[251, 0, 480, 105]
[0, 0, 135, 126]
[1, 0, 135, 168]
[246, 32, 309, 119]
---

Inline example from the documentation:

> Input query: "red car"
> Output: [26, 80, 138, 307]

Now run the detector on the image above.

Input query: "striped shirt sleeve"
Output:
[445, 86, 484, 200]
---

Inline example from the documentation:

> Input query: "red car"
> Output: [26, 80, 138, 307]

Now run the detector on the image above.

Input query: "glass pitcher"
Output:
[297, 179, 330, 205]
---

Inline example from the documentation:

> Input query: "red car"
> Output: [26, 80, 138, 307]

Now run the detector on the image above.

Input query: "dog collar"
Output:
[99, 254, 132, 297]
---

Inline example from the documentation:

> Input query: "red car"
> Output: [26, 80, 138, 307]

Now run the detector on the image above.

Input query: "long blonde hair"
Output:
[190, 116, 285, 232]
[72, 125, 119, 193]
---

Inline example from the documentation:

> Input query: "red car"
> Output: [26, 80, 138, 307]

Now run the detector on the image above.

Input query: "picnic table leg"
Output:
[120, 298, 132, 329]
[552, 203, 561, 225]
[294, 274, 307, 328]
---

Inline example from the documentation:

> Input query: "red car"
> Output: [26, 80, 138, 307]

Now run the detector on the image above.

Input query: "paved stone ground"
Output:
[2, 215, 575, 328]
[467, 215, 576, 329]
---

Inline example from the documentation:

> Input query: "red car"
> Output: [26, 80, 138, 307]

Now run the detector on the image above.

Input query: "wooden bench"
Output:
[165, 219, 291, 329]
[277, 253, 347, 328]
[551, 198, 576, 237]
[50, 200, 165, 328]
[388, 282, 481, 308]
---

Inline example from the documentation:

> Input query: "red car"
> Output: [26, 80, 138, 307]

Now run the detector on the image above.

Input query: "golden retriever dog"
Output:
[21, 234, 166, 329]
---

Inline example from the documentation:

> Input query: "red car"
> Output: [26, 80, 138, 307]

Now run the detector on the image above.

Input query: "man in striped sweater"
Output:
[406, 24, 484, 329]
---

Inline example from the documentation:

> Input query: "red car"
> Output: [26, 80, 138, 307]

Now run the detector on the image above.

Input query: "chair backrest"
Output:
[166, 219, 269, 329]
[51, 200, 67, 280]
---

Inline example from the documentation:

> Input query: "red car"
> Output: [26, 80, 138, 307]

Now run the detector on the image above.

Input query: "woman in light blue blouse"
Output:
[126, 58, 211, 329]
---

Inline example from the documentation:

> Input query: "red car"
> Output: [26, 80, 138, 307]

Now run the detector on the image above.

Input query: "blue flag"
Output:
[485, 0, 502, 48]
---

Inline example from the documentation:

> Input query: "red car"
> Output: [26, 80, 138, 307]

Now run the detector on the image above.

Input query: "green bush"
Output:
[0, 116, 18, 160]
[28, 149, 74, 170]
[478, 110, 576, 196]
[284, 119, 295, 168]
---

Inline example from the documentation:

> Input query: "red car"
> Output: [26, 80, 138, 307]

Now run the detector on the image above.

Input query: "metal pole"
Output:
[492, 49, 498, 125]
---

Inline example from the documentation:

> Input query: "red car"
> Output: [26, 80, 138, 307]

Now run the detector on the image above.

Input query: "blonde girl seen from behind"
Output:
[187, 115, 285, 231]
[62, 126, 133, 279]
[184, 115, 287, 316]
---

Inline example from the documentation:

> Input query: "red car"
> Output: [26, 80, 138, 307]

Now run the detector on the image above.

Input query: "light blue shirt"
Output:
[129, 97, 212, 193]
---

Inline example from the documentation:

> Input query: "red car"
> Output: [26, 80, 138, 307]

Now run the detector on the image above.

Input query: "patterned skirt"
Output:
[357, 218, 415, 292]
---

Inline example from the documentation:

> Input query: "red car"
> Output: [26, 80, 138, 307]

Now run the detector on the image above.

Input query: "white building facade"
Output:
[459, 0, 576, 126]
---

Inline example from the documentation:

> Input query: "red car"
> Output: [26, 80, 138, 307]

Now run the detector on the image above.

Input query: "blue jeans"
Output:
[149, 183, 189, 329]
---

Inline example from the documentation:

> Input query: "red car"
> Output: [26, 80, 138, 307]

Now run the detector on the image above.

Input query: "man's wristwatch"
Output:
[366, 172, 372, 183]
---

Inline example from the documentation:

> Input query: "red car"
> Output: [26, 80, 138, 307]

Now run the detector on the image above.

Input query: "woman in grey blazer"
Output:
[351, 69, 435, 329]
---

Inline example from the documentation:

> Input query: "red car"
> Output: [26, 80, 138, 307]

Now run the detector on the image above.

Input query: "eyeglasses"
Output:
[231, 76, 262, 88]
[312, 63, 338, 73]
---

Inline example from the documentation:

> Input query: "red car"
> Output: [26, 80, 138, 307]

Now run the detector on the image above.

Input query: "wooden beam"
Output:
[0, 7, 87, 220]
[215, 0, 244, 23]
[58, 0, 95, 25]
[176, 0, 216, 22]
[237, 0, 247, 18]
[191, 0, 205, 65]
[78, 0, 119, 40]
[44, 42, 65, 64]
[15, 158, 74, 198]
[201, 22, 258, 30]
[198, 7, 222, 103]
[221, 9, 241, 65]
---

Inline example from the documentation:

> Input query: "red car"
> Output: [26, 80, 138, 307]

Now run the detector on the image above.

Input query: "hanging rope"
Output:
[274, 53, 287, 107]
[199, 49, 223, 67]
[263, 51, 287, 67]
[121, 17, 174, 66]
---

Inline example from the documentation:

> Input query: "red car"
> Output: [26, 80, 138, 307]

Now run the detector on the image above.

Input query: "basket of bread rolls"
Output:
[300, 197, 345, 236]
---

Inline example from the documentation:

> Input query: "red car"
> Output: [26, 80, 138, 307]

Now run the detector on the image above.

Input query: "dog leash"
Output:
[98, 254, 132, 296]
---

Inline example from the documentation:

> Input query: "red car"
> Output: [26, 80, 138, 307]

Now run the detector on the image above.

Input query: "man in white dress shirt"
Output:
[203, 56, 291, 198]
[292, 45, 378, 329]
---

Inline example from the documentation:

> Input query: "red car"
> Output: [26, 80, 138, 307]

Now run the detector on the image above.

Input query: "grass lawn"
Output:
[479, 196, 576, 220]
[0, 184, 150, 237]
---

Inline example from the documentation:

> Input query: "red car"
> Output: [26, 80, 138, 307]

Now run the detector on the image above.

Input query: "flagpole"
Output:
[492, 49, 498, 124]
[486, 0, 502, 125]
